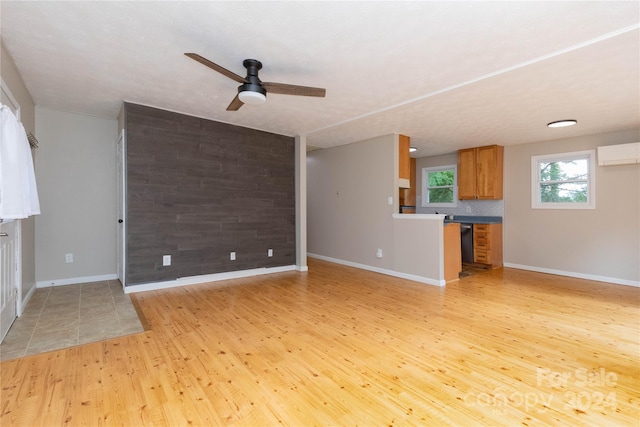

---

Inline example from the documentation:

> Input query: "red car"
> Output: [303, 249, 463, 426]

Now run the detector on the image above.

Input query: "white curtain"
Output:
[0, 105, 40, 219]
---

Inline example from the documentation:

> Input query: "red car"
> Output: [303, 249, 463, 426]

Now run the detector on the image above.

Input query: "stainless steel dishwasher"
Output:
[460, 223, 474, 263]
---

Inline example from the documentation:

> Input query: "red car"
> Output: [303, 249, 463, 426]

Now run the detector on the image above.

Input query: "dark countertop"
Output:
[443, 215, 502, 224]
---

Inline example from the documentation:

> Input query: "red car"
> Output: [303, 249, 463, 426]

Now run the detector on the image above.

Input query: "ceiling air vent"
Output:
[597, 142, 640, 166]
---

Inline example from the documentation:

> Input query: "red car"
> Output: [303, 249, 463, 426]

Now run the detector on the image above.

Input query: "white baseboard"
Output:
[124, 265, 297, 294]
[308, 253, 445, 287]
[503, 263, 640, 287]
[37, 273, 119, 288]
[20, 283, 37, 315]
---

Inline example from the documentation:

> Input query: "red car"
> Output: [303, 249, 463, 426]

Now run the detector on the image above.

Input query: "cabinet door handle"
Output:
[0, 233, 8, 237]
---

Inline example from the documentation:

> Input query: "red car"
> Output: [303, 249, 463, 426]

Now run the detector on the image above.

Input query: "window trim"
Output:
[531, 150, 596, 210]
[421, 165, 458, 208]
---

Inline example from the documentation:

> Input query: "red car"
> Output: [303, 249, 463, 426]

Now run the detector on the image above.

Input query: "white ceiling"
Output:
[1, 1, 639, 156]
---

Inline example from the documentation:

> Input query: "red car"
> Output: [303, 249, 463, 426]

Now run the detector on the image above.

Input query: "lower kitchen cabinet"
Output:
[444, 222, 462, 281]
[473, 223, 503, 268]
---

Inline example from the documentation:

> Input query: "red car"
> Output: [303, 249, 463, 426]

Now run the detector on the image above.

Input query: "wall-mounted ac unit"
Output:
[597, 142, 640, 166]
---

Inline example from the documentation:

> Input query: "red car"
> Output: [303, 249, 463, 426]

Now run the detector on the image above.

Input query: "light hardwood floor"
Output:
[1, 259, 638, 426]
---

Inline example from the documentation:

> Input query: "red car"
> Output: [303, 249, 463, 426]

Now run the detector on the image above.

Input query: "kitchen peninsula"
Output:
[392, 214, 461, 285]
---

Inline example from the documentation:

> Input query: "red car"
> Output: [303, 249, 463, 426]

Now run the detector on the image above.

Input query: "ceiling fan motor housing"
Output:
[238, 82, 266, 96]
[238, 59, 267, 102]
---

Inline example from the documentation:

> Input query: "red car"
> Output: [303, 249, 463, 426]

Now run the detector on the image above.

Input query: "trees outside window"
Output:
[422, 165, 457, 207]
[531, 150, 595, 209]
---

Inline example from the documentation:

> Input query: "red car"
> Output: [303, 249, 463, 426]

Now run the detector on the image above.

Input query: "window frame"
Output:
[421, 165, 458, 208]
[531, 150, 596, 210]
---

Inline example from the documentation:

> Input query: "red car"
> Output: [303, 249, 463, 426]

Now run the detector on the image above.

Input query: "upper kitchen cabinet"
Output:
[399, 157, 416, 212]
[399, 134, 411, 188]
[458, 145, 504, 200]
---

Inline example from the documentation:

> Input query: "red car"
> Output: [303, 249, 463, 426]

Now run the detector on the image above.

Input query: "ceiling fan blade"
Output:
[226, 94, 244, 111]
[263, 82, 326, 97]
[184, 53, 247, 84]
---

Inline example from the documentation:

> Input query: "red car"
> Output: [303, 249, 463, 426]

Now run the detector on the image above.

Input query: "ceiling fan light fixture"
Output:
[238, 83, 267, 105]
[547, 119, 577, 128]
[238, 90, 266, 105]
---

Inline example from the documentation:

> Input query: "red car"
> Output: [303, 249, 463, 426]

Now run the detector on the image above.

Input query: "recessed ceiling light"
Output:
[547, 119, 577, 128]
[409, 146, 417, 152]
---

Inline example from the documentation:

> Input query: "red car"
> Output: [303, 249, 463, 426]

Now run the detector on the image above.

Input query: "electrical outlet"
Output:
[163, 255, 171, 266]
[466, 205, 472, 213]
[65, 253, 73, 263]
[376, 248, 383, 259]
[268, 248, 273, 257]
[230, 252, 236, 261]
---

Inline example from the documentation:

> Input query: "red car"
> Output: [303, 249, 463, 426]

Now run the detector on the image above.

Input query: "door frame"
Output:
[116, 130, 126, 289]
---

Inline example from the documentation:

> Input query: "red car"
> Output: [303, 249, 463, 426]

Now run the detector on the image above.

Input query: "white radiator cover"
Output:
[597, 142, 640, 166]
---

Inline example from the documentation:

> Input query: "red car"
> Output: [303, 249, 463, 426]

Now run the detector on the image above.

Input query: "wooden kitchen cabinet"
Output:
[473, 223, 503, 268]
[444, 222, 462, 281]
[458, 145, 503, 199]
[399, 134, 411, 188]
[399, 157, 416, 209]
[406, 157, 416, 205]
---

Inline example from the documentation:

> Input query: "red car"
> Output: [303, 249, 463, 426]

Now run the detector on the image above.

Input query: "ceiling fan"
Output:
[185, 53, 326, 111]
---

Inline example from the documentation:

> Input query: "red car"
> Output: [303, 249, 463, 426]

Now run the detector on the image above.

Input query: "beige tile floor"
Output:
[0, 280, 144, 361]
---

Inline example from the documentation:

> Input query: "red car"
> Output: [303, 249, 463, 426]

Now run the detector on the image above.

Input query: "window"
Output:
[531, 150, 596, 209]
[422, 165, 457, 207]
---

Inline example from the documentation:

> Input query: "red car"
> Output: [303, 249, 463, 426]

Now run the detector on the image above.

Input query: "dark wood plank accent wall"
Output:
[124, 103, 295, 286]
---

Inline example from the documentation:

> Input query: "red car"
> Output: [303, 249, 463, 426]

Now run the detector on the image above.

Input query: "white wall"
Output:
[308, 134, 397, 269]
[504, 128, 640, 285]
[35, 107, 118, 285]
[307, 134, 446, 284]
[393, 215, 444, 284]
